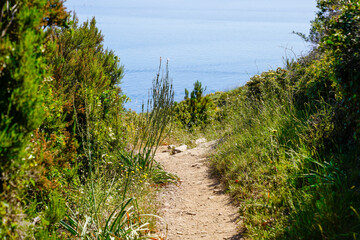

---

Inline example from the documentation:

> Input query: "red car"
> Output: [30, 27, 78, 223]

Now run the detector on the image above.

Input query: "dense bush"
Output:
[45, 16, 127, 180]
[245, 68, 290, 102]
[310, 0, 360, 142]
[0, 1, 69, 238]
[173, 80, 216, 130]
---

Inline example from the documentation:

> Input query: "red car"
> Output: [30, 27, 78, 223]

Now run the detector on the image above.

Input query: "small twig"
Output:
[0, 1, 20, 38]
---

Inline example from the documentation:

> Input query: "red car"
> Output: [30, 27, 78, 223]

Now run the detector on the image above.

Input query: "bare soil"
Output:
[155, 140, 243, 240]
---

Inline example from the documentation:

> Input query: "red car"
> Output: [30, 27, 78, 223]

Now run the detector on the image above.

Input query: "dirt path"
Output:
[155, 140, 243, 240]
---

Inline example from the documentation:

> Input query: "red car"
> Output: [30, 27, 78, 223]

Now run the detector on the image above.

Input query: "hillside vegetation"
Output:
[1, 0, 360, 239]
[171, 0, 360, 238]
[0, 1, 175, 239]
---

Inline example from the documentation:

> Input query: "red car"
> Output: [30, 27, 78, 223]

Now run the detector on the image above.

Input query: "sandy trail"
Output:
[155, 140, 243, 240]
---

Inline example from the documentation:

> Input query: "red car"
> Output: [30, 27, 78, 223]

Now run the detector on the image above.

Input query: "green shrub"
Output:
[290, 53, 336, 109]
[245, 68, 290, 102]
[0, 1, 68, 238]
[311, 0, 360, 141]
[173, 80, 216, 130]
[45, 15, 126, 179]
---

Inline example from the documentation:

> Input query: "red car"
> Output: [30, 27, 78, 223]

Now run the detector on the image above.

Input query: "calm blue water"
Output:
[65, 0, 317, 111]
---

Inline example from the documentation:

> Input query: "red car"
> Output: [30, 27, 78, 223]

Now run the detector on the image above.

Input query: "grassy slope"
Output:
[170, 39, 360, 238]
[166, 2, 360, 238]
[206, 54, 360, 239]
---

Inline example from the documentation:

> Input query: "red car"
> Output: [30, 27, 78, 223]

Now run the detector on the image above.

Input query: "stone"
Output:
[174, 144, 187, 152]
[195, 138, 207, 145]
[200, 140, 217, 148]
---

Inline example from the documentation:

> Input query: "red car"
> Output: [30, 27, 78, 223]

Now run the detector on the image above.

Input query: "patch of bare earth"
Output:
[155, 140, 243, 240]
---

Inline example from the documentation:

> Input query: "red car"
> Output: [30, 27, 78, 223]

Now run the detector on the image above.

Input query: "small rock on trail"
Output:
[156, 140, 243, 240]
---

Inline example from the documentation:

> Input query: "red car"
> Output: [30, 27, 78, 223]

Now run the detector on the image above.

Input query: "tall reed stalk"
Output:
[128, 58, 174, 171]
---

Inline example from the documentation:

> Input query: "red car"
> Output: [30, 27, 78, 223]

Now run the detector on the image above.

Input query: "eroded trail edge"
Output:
[156, 140, 243, 240]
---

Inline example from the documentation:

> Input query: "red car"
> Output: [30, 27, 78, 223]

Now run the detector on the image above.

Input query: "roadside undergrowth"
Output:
[59, 59, 175, 239]
[164, 2, 360, 239]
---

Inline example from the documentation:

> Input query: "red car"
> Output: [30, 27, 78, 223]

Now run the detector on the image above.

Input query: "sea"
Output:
[64, 0, 317, 111]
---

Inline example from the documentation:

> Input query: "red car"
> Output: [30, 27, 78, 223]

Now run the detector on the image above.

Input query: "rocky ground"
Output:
[155, 139, 243, 240]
